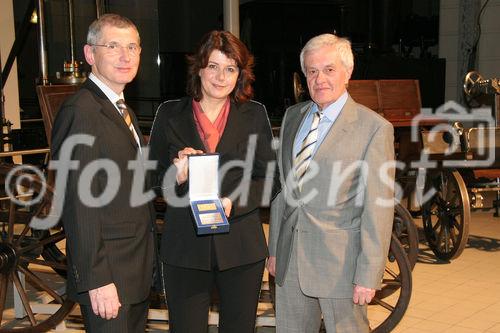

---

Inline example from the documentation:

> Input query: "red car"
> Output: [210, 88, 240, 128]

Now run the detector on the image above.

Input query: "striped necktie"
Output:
[294, 111, 323, 186]
[116, 99, 135, 135]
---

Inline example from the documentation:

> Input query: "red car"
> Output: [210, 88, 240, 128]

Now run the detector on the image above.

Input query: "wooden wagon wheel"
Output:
[370, 234, 412, 333]
[375, 203, 418, 301]
[422, 170, 471, 261]
[0, 164, 74, 332]
[392, 203, 418, 270]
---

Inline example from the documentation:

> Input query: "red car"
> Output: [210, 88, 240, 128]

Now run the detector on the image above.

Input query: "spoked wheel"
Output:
[376, 203, 417, 301]
[422, 170, 471, 261]
[369, 234, 412, 333]
[393, 203, 418, 270]
[375, 202, 418, 302]
[0, 164, 74, 332]
[30, 230, 67, 279]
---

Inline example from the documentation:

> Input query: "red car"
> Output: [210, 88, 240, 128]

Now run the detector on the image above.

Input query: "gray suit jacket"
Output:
[269, 95, 395, 298]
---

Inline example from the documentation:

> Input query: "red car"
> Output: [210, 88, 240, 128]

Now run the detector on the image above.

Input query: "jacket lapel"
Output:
[282, 102, 312, 197]
[215, 102, 248, 153]
[312, 95, 359, 161]
[83, 80, 139, 150]
[169, 98, 206, 151]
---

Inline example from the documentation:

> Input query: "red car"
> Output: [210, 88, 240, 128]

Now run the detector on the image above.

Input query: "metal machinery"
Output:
[415, 71, 500, 261]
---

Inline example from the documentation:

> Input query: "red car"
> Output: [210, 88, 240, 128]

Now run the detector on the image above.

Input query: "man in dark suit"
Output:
[50, 14, 155, 332]
[268, 34, 395, 332]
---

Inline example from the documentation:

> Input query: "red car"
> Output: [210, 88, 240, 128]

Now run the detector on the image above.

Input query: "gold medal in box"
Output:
[188, 154, 229, 235]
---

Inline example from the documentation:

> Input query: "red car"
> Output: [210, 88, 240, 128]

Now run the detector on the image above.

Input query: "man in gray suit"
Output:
[267, 33, 395, 332]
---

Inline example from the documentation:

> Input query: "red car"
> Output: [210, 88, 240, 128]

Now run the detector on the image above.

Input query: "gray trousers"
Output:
[275, 240, 369, 333]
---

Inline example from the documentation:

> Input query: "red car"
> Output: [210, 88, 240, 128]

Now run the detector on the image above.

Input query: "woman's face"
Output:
[199, 50, 239, 102]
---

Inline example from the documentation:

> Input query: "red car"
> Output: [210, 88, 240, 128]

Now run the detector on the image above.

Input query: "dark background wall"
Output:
[12, 0, 442, 149]
[158, 0, 223, 100]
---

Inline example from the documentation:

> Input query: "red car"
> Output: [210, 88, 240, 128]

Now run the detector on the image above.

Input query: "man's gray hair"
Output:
[300, 34, 354, 74]
[87, 13, 140, 45]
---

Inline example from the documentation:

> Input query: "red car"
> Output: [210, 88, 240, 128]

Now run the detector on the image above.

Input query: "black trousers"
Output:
[164, 259, 265, 333]
[80, 298, 149, 333]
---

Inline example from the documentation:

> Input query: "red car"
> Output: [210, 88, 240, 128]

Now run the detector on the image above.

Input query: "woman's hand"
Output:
[221, 197, 232, 217]
[173, 147, 203, 184]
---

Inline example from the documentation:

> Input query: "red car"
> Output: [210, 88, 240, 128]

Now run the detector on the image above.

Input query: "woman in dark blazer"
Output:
[149, 30, 279, 333]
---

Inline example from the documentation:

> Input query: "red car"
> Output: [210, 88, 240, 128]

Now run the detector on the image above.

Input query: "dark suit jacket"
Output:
[149, 97, 279, 271]
[51, 79, 155, 305]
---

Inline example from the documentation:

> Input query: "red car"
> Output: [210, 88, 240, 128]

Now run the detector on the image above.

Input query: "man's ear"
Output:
[345, 67, 353, 85]
[84, 44, 95, 66]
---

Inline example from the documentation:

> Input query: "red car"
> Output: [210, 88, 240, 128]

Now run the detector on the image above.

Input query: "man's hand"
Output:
[353, 284, 375, 305]
[267, 256, 276, 277]
[173, 147, 203, 184]
[221, 197, 232, 217]
[88, 283, 121, 319]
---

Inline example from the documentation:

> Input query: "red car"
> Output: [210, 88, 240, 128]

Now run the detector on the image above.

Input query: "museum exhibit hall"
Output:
[0, 0, 500, 332]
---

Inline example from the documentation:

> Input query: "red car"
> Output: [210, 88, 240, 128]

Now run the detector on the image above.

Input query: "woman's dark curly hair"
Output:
[186, 30, 255, 103]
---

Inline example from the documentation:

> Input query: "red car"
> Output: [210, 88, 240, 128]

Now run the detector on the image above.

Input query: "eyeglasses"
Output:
[91, 42, 142, 56]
